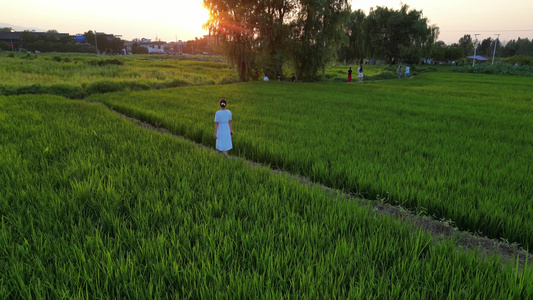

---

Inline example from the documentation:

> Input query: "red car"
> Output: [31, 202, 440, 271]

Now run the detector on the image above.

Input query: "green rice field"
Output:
[1, 95, 531, 298]
[0, 53, 236, 98]
[89, 72, 533, 250]
[1, 54, 532, 297]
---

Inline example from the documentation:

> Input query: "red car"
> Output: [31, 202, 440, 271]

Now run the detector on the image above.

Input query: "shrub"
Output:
[48, 84, 86, 99]
[449, 65, 533, 76]
[85, 81, 150, 94]
[86, 59, 124, 66]
[14, 84, 48, 95]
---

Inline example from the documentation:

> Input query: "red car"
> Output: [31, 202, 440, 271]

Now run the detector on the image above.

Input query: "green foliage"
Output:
[359, 5, 437, 64]
[1, 95, 532, 298]
[0, 54, 237, 98]
[504, 55, 533, 66]
[91, 73, 533, 249]
[85, 81, 151, 94]
[450, 64, 533, 76]
[0, 83, 87, 99]
[204, 0, 350, 81]
[86, 58, 125, 66]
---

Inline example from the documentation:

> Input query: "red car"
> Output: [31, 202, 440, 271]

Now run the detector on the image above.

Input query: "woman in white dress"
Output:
[214, 99, 233, 156]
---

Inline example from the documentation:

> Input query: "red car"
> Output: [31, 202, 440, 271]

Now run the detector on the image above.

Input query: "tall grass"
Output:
[0, 53, 237, 98]
[90, 72, 533, 249]
[1, 95, 531, 298]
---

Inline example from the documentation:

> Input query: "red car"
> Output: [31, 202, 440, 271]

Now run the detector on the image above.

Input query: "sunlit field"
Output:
[1, 95, 531, 298]
[90, 72, 533, 250]
[0, 53, 237, 98]
[1, 54, 532, 297]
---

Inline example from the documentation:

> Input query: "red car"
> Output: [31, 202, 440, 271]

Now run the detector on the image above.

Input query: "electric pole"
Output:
[492, 34, 500, 65]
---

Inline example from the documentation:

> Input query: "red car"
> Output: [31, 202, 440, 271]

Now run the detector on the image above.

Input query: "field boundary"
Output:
[83, 99, 531, 270]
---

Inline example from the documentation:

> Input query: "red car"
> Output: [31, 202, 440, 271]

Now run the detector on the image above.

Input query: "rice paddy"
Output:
[1, 53, 532, 297]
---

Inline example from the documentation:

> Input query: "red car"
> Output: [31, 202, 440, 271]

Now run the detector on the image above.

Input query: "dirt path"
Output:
[87, 100, 530, 271]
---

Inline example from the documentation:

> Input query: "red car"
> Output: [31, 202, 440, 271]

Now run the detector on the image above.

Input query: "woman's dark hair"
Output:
[219, 99, 227, 107]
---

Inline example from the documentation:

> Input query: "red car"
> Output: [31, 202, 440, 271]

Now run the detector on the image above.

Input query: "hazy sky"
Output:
[1, 0, 532, 44]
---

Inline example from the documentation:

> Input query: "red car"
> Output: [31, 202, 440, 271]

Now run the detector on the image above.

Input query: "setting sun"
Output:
[173, 1, 211, 37]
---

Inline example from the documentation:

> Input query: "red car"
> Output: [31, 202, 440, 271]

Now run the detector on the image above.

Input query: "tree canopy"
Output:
[204, 1, 439, 81]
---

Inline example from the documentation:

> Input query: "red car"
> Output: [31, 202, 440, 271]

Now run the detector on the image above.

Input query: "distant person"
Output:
[291, 73, 296, 82]
[277, 75, 281, 81]
[405, 65, 410, 78]
[357, 65, 364, 82]
[263, 75, 269, 81]
[397, 65, 402, 79]
[214, 99, 233, 156]
[348, 67, 352, 82]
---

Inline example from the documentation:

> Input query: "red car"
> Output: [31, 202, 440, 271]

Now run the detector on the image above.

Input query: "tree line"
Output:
[203, 1, 438, 81]
[203, 1, 533, 81]
[0, 28, 123, 54]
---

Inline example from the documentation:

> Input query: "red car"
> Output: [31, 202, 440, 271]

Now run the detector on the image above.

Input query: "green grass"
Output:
[0, 53, 237, 98]
[88, 72, 533, 250]
[1, 95, 532, 298]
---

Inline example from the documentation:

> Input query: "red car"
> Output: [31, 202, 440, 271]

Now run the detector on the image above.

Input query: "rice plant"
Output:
[1, 95, 531, 298]
[90, 72, 533, 250]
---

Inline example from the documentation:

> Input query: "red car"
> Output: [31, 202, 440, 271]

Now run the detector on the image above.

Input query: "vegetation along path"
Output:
[86, 98, 531, 271]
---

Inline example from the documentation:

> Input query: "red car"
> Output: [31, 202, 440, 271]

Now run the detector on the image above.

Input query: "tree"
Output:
[204, 0, 259, 81]
[0, 27, 13, 32]
[131, 41, 148, 54]
[361, 5, 438, 64]
[503, 39, 517, 57]
[478, 37, 493, 58]
[515, 38, 533, 56]
[204, 0, 350, 81]
[0, 41, 9, 51]
[431, 41, 446, 62]
[458, 34, 473, 58]
[338, 9, 366, 64]
[444, 44, 463, 62]
[290, 0, 350, 80]
[255, 0, 295, 78]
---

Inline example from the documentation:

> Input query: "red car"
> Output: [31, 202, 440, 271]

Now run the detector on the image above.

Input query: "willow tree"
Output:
[203, 0, 260, 81]
[338, 9, 366, 64]
[255, 0, 297, 78]
[361, 5, 438, 64]
[290, 0, 350, 80]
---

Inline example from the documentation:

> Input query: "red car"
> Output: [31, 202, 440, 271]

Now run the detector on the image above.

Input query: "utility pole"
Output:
[492, 34, 500, 65]
[472, 34, 480, 66]
[94, 30, 98, 54]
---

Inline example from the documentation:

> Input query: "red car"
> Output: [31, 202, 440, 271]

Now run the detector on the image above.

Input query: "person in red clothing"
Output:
[348, 67, 352, 82]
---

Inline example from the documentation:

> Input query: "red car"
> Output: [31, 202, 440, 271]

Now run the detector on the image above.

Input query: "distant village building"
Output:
[139, 39, 167, 54]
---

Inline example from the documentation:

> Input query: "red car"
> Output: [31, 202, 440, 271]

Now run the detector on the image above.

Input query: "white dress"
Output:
[215, 109, 232, 151]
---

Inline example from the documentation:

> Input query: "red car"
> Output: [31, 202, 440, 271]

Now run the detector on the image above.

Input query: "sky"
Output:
[1, 0, 532, 45]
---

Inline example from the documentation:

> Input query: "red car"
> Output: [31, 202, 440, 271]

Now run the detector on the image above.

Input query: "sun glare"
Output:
[176, 1, 211, 32]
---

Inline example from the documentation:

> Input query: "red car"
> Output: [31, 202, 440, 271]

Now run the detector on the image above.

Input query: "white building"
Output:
[139, 39, 167, 54]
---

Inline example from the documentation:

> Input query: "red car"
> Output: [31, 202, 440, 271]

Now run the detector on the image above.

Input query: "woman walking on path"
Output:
[215, 99, 233, 156]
